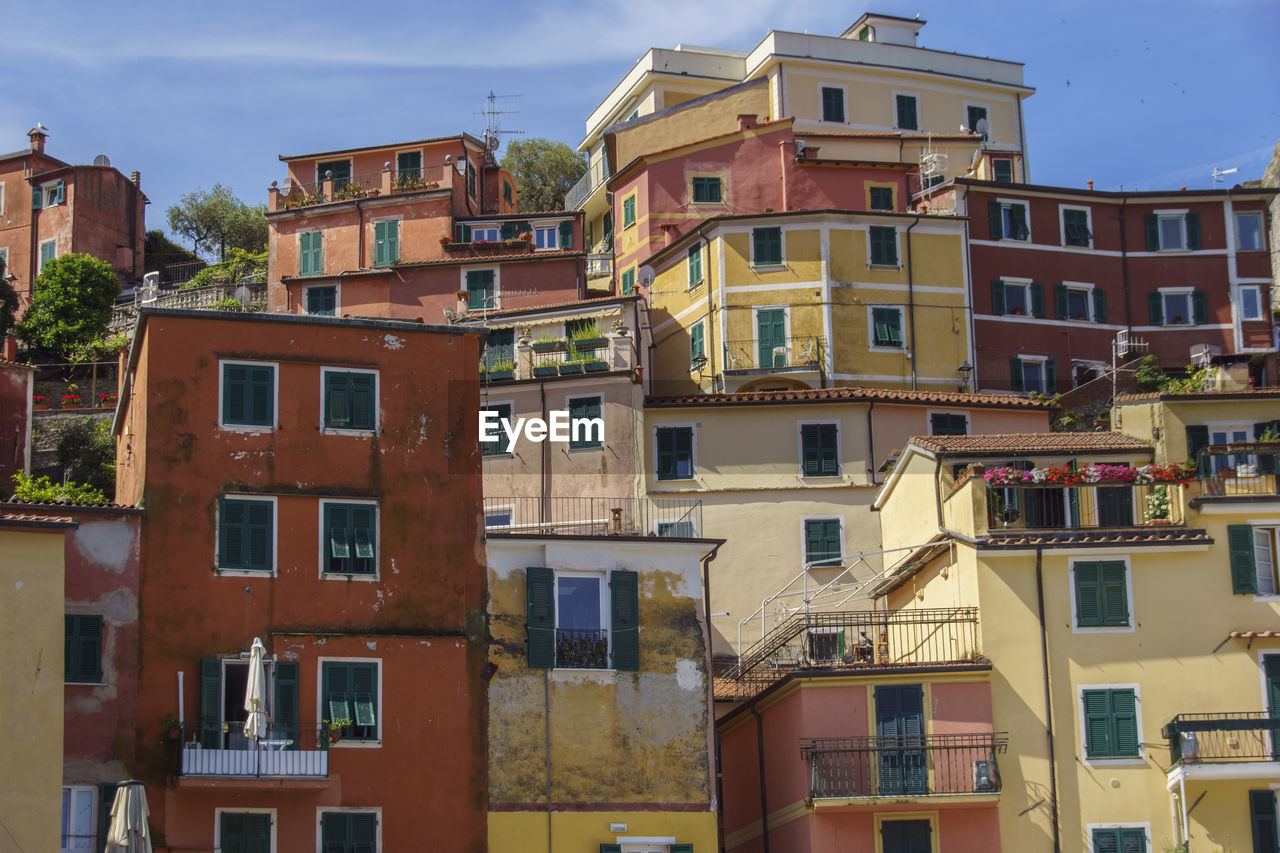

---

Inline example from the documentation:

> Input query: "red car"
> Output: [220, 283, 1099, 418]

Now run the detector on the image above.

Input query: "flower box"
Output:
[98, 394, 118, 408]
[532, 365, 558, 377]
[582, 361, 608, 373]
[61, 395, 83, 408]
[531, 340, 567, 353]
[484, 369, 514, 381]
[32, 396, 49, 410]
[570, 336, 608, 350]
[558, 363, 585, 375]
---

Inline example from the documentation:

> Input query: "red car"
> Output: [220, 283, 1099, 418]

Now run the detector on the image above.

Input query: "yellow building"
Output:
[874, 412, 1280, 853]
[0, 512, 74, 853]
[640, 210, 972, 396]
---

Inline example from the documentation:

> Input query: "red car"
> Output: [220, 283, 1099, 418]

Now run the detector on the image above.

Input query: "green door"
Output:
[876, 684, 927, 795]
[1098, 486, 1134, 526]
[756, 309, 786, 368]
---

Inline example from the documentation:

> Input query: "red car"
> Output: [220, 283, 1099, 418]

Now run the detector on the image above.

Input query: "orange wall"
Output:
[0, 363, 31, 483]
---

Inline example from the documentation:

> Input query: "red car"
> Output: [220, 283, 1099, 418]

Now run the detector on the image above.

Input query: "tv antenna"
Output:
[1211, 166, 1238, 186]
[477, 91, 524, 157]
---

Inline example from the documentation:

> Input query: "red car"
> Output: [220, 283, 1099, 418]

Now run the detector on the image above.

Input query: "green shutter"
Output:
[1093, 288, 1108, 323]
[1185, 425, 1210, 476]
[621, 268, 634, 295]
[1186, 212, 1201, 250]
[1111, 689, 1139, 756]
[1075, 562, 1101, 626]
[350, 373, 375, 430]
[991, 279, 1006, 315]
[500, 223, 516, 240]
[1229, 524, 1259, 594]
[246, 500, 271, 570]
[1147, 292, 1164, 325]
[896, 94, 917, 130]
[559, 221, 573, 249]
[1045, 357, 1057, 394]
[1100, 562, 1129, 626]
[221, 813, 246, 853]
[1256, 422, 1279, 475]
[351, 505, 375, 562]
[200, 658, 221, 748]
[527, 567, 555, 668]
[870, 226, 897, 266]
[568, 397, 602, 449]
[458, 223, 472, 242]
[610, 569, 640, 671]
[1192, 290, 1208, 325]
[1144, 214, 1159, 250]
[374, 221, 399, 266]
[753, 227, 782, 265]
[1082, 689, 1113, 757]
[300, 232, 312, 276]
[623, 196, 636, 227]
[600, 846, 623, 853]
[326, 372, 350, 426]
[688, 244, 701, 285]
[32, 186, 42, 209]
[1054, 283, 1068, 319]
[671, 846, 693, 853]
[220, 499, 244, 567]
[351, 662, 376, 728]
[1093, 829, 1121, 853]
[690, 323, 705, 360]
[1030, 281, 1045, 317]
[1010, 358, 1024, 393]
[55, 179, 65, 204]
[274, 661, 298, 744]
[1251, 791, 1278, 853]
[65, 615, 102, 683]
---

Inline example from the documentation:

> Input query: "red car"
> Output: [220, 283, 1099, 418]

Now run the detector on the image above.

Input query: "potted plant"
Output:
[32, 395, 49, 410]
[61, 393, 83, 408]
[532, 361, 558, 377]
[323, 717, 352, 746]
[531, 333, 567, 353]
[569, 320, 607, 351]
[440, 235, 454, 247]
[482, 359, 515, 381]
[98, 393, 118, 408]
[1143, 486, 1172, 525]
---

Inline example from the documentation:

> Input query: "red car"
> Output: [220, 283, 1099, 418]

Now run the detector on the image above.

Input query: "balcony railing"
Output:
[1164, 712, 1280, 766]
[483, 496, 702, 539]
[801, 733, 1007, 799]
[723, 608, 982, 700]
[276, 166, 446, 210]
[1196, 445, 1280, 498]
[177, 724, 329, 778]
[565, 159, 611, 210]
[556, 628, 608, 668]
[986, 483, 1186, 530]
[109, 282, 268, 333]
[723, 336, 822, 373]
[586, 253, 613, 279]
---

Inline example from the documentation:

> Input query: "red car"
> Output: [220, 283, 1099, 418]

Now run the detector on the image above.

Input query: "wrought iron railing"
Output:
[1164, 712, 1280, 765]
[159, 260, 207, 287]
[723, 608, 982, 700]
[556, 628, 608, 668]
[986, 483, 1186, 530]
[483, 496, 702, 539]
[801, 733, 1007, 799]
[722, 336, 822, 372]
[177, 723, 329, 778]
[1196, 446, 1280, 498]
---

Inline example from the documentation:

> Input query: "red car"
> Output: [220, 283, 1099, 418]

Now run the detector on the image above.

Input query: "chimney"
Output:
[737, 114, 759, 132]
[1087, 180, 1094, 191]
[130, 171, 140, 188]
[28, 126, 47, 154]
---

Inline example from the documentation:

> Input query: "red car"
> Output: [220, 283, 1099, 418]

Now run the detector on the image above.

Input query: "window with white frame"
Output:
[1080, 686, 1141, 759]
[43, 179, 66, 207]
[1055, 283, 1099, 322]
[217, 811, 272, 853]
[321, 501, 377, 576]
[470, 224, 500, 243]
[1252, 526, 1279, 595]
[1159, 289, 1194, 326]
[994, 279, 1039, 317]
[1209, 423, 1255, 473]
[1061, 206, 1092, 247]
[1145, 211, 1200, 251]
[323, 368, 377, 431]
[218, 496, 275, 572]
[1090, 825, 1149, 853]
[320, 660, 379, 741]
[1236, 212, 1264, 251]
[966, 104, 990, 138]
[61, 786, 96, 852]
[989, 200, 1029, 241]
[869, 305, 904, 349]
[991, 158, 1014, 183]
[320, 810, 378, 852]
[220, 361, 275, 428]
[1010, 355, 1054, 394]
[526, 567, 639, 671]
[1240, 285, 1264, 321]
[534, 225, 557, 250]
[821, 85, 846, 123]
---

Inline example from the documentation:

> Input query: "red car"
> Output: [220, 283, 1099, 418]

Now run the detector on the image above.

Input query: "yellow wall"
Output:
[0, 526, 67, 853]
[612, 84, 772, 171]
[489, 810, 718, 853]
[1114, 396, 1280, 465]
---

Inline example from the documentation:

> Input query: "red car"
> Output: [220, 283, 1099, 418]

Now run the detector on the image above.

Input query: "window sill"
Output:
[567, 445, 603, 453]
[1253, 595, 1280, 602]
[482, 453, 515, 460]
[66, 680, 106, 686]
[1073, 624, 1135, 634]
[321, 427, 378, 437]
[751, 263, 786, 271]
[999, 237, 1031, 243]
[1061, 243, 1093, 250]
[801, 473, 842, 480]
[869, 345, 907, 353]
[219, 424, 275, 434]
[867, 264, 902, 271]
[1082, 756, 1144, 767]
[330, 739, 381, 748]
[216, 568, 277, 578]
[322, 572, 379, 582]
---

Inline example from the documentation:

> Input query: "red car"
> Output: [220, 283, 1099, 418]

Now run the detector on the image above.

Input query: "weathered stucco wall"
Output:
[0, 361, 33, 483]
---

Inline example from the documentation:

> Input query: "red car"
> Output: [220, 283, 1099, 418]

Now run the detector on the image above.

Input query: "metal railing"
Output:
[483, 496, 702, 539]
[801, 733, 1007, 799]
[1164, 712, 1280, 765]
[586, 253, 613, 278]
[986, 483, 1186, 530]
[109, 282, 267, 332]
[722, 336, 822, 372]
[159, 260, 207, 287]
[556, 628, 608, 668]
[724, 608, 982, 700]
[565, 159, 611, 210]
[1197, 446, 1280, 498]
[177, 723, 329, 778]
[391, 164, 444, 192]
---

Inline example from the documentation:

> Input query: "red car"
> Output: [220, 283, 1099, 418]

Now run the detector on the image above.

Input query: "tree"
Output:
[56, 417, 116, 499]
[144, 229, 200, 273]
[499, 138, 588, 213]
[167, 184, 268, 261]
[16, 254, 120, 362]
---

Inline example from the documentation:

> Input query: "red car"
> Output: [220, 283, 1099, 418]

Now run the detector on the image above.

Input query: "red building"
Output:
[114, 308, 488, 852]
[922, 179, 1278, 393]
[266, 134, 585, 324]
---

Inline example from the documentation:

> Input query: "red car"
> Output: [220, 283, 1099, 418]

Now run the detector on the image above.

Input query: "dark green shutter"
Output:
[623, 196, 636, 227]
[991, 279, 1006, 315]
[527, 567, 555, 668]
[688, 244, 701, 285]
[32, 186, 42, 209]
[1186, 212, 1201, 250]
[374, 221, 399, 266]
[1255, 422, 1279, 475]
[1229, 524, 1259, 594]
[1250, 791, 1278, 853]
[1082, 689, 1113, 757]
[200, 658, 221, 748]
[1045, 357, 1057, 394]
[274, 661, 298, 744]
[1030, 281, 1045, 317]
[1111, 689, 1139, 756]
[353, 813, 377, 850]
[559, 221, 573, 249]
[671, 846, 693, 853]
[326, 372, 350, 426]
[221, 813, 245, 853]
[220, 499, 243, 567]
[600, 846, 622, 853]
[224, 365, 247, 424]
[351, 662, 376, 729]
[97, 783, 120, 851]
[1192, 290, 1208, 325]
[246, 501, 271, 570]
[610, 569, 640, 671]
[1148, 292, 1164, 325]
[1054, 283, 1068, 319]
[896, 94, 917, 130]
[350, 373, 374, 430]
[690, 323, 705, 360]
[55, 179, 65, 204]
[1185, 425, 1210, 475]
[1075, 562, 1101, 626]
[1093, 288, 1108, 323]
[457, 223, 472, 242]
[754, 228, 782, 265]
[500, 223, 516, 240]
[1144, 214, 1159, 250]
[1101, 561, 1129, 626]
[1093, 829, 1120, 853]
[1010, 358, 1024, 393]
[568, 397, 602, 449]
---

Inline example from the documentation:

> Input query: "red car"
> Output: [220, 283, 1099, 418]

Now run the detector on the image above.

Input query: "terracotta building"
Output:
[113, 308, 488, 852]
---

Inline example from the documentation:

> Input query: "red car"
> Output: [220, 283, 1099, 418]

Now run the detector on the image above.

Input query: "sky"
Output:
[5, 0, 1276, 245]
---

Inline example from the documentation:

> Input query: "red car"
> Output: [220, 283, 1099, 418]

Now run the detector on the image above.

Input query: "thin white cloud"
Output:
[1127, 144, 1276, 191]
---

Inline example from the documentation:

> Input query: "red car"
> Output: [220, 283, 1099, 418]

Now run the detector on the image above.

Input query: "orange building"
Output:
[114, 308, 488, 852]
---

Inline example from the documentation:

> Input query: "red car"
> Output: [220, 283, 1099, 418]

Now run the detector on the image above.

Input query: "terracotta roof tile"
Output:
[1114, 389, 1280, 403]
[910, 431, 1152, 456]
[0, 511, 77, 526]
[979, 529, 1211, 548]
[646, 387, 1050, 410]
[797, 130, 981, 141]
[2, 498, 138, 510]
[458, 294, 635, 321]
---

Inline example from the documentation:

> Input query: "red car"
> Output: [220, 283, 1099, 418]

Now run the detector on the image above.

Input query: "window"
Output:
[40, 239, 56, 272]
[620, 267, 635, 295]
[480, 403, 513, 457]
[930, 413, 968, 436]
[1229, 525, 1280, 595]
[894, 93, 918, 130]
[991, 279, 1044, 317]
[485, 508, 512, 528]
[1211, 424, 1256, 474]
[321, 662, 378, 741]
[534, 225, 557, 250]
[1055, 283, 1105, 322]
[299, 230, 323, 277]
[687, 244, 702, 287]
[470, 225, 499, 243]
[1251, 791, 1279, 853]
[1240, 285, 1264, 321]
[1074, 560, 1130, 628]
[690, 322, 706, 363]
[466, 269, 496, 309]
[869, 226, 899, 266]
[307, 285, 336, 316]
[482, 329, 514, 371]
[466, 162, 477, 198]
[991, 158, 1014, 183]
[1082, 687, 1140, 758]
[373, 220, 399, 267]
[323, 369, 376, 431]
[316, 160, 352, 190]
[526, 568, 638, 671]
[988, 201, 1029, 241]
[396, 150, 421, 182]
[692, 176, 722, 204]
[321, 811, 378, 853]
[800, 423, 839, 477]
[1148, 288, 1206, 326]
[870, 306, 904, 348]
[218, 498, 274, 572]
[1145, 212, 1200, 251]
[622, 194, 636, 228]
[869, 186, 894, 211]
[61, 786, 96, 852]
[656, 426, 694, 480]
[38, 179, 65, 208]
[503, 179, 513, 205]
[966, 104, 989, 138]
[221, 362, 274, 428]
[567, 396, 602, 450]
[1236, 212, 1264, 250]
[1091, 827, 1147, 853]
[1062, 207, 1092, 247]
[1009, 356, 1055, 394]
[881, 818, 932, 853]
[752, 227, 782, 266]
[805, 518, 843, 568]
[323, 502, 377, 575]
[821, 86, 846, 123]
[197, 658, 296, 749]
[219, 812, 271, 853]
[65, 615, 102, 684]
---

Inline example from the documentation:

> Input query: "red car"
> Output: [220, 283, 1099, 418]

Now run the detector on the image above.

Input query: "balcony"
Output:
[722, 608, 983, 701]
[1194, 445, 1280, 501]
[801, 733, 1007, 802]
[272, 165, 446, 211]
[177, 724, 329, 781]
[986, 482, 1187, 531]
[565, 159, 611, 211]
[586, 253, 613, 280]
[483, 496, 702, 539]
[1164, 713, 1280, 783]
[556, 628, 608, 668]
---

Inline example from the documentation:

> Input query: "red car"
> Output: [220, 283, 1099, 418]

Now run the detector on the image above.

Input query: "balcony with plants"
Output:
[979, 463, 1196, 532]
[175, 722, 330, 782]
[529, 321, 611, 377]
[270, 164, 446, 212]
[1192, 442, 1280, 502]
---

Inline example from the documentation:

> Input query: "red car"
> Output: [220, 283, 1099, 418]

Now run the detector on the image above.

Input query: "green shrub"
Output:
[9, 471, 107, 504]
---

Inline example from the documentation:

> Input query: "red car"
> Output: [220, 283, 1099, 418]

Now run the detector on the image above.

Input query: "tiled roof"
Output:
[1230, 631, 1280, 639]
[0, 511, 77, 527]
[797, 130, 980, 141]
[910, 431, 1152, 456]
[979, 529, 1211, 549]
[459, 210, 579, 219]
[460, 294, 634, 320]
[646, 387, 1051, 410]
[2, 498, 139, 511]
[1114, 389, 1280, 404]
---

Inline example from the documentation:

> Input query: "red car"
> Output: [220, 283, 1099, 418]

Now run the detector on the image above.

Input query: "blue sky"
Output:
[6, 0, 1275, 245]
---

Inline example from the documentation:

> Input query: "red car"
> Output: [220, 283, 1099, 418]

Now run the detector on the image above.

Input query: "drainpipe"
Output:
[698, 226, 717, 393]
[540, 379, 550, 525]
[749, 704, 771, 853]
[356, 197, 368, 271]
[1034, 545, 1062, 853]
[866, 401, 877, 486]
[905, 214, 923, 390]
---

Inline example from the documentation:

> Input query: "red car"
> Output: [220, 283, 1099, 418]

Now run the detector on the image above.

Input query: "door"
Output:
[1097, 486, 1134, 527]
[220, 812, 270, 853]
[881, 818, 931, 853]
[876, 684, 927, 795]
[1266, 656, 1280, 760]
[756, 309, 786, 367]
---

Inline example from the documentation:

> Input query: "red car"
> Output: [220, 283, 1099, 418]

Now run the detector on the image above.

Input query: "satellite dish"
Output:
[974, 118, 989, 139]
[638, 266, 656, 287]
[93, 154, 111, 167]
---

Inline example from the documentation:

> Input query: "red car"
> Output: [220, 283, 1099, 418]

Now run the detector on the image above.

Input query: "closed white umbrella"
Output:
[104, 781, 151, 853]
[243, 637, 268, 742]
